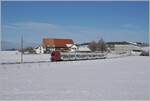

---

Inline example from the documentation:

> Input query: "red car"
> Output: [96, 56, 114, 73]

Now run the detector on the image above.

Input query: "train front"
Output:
[51, 51, 61, 61]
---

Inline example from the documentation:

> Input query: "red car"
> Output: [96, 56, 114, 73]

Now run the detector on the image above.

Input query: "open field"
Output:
[0, 53, 150, 100]
[0, 51, 50, 63]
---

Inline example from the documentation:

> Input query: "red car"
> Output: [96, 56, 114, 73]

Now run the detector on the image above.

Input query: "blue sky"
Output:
[2, 1, 149, 45]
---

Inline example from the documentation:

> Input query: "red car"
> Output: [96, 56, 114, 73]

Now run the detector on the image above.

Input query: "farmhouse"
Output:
[39, 38, 76, 53]
[34, 38, 77, 54]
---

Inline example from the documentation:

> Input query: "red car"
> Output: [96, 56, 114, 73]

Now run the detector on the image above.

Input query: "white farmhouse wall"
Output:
[35, 46, 45, 54]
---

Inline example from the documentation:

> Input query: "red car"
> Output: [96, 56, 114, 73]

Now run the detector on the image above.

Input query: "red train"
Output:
[51, 51, 107, 62]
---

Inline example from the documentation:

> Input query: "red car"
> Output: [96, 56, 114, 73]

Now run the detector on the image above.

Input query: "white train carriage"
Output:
[60, 51, 107, 61]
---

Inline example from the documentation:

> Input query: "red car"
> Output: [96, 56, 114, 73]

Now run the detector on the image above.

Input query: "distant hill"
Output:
[106, 41, 149, 47]
[77, 41, 149, 47]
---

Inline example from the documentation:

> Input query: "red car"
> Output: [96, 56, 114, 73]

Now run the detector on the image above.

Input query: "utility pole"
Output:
[0, 1, 1, 51]
[21, 35, 23, 63]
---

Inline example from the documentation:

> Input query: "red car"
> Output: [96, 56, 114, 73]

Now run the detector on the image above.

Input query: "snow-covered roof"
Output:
[66, 44, 77, 49]
[66, 44, 73, 47]
[77, 46, 91, 51]
[128, 42, 137, 45]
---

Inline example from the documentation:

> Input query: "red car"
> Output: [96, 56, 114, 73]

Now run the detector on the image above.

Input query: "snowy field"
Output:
[0, 52, 150, 100]
[0, 51, 51, 63]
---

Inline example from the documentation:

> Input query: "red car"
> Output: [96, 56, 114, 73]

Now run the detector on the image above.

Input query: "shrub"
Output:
[140, 51, 149, 56]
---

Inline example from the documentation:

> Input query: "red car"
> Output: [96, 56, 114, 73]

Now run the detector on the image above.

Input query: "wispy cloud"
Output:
[3, 21, 104, 43]
[121, 24, 140, 30]
[4, 22, 62, 35]
[2, 21, 148, 44]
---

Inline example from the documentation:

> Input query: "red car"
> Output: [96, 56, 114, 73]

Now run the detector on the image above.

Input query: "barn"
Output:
[107, 41, 142, 54]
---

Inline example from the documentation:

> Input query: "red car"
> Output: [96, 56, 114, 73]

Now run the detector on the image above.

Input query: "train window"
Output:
[132, 50, 141, 52]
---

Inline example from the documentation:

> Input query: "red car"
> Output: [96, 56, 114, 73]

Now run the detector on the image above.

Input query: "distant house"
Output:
[43, 38, 76, 52]
[34, 45, 45, 54]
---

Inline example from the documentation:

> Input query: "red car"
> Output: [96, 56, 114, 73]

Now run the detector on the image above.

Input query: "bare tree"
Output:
[97, 38, 107, 52]
[88, 38, 107, 52]
[88, 41, 97, 52]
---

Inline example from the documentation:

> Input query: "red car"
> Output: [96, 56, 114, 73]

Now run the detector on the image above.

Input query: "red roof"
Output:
[43, 38, 74, 47]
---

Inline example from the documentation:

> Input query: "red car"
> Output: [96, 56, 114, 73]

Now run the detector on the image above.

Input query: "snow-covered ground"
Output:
[0, 51, 51, 63]
[0, 53, 150, 100]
